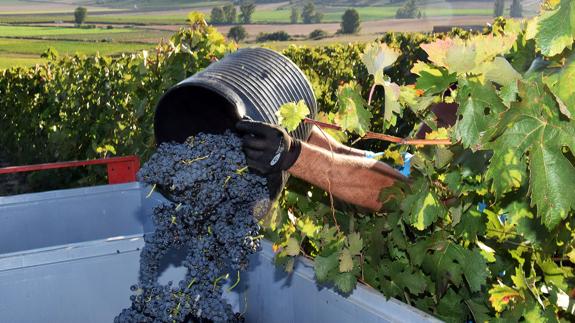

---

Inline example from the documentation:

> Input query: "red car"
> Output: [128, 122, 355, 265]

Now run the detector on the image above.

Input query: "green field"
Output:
[0, 6, 494, 25]
[0, 25, 172, 42]
[0, 25, 135, 37]
[0, 38, 154, 69]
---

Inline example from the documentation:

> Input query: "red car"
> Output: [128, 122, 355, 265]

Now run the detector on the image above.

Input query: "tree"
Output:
[290, 7, 299, 24]
[74, 7, 87, 25]
[340, 9, 360, 34]
[493, 0, 505, 17]
[510, 0, 522, 18]
[309, 29, 328, 40]
[227, 25, 248, 42]
[395, 0, 421, 19]
[239, 1, 256, 24]
[211, 7, 225, 24]
[222, 4, 237, 24]
[302, 2, 322, 24]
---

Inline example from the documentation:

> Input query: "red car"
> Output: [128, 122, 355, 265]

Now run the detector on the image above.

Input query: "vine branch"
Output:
[303, 118, 452, 146]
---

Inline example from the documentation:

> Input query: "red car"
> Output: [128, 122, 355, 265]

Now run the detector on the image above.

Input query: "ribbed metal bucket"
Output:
[153, 47, 317, 198]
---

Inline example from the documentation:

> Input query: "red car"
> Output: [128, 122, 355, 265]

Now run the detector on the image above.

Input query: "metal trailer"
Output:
[0, 159, 440, 323]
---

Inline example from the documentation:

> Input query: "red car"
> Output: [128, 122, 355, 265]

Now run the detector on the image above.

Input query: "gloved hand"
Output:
[235, 120, 302, 175]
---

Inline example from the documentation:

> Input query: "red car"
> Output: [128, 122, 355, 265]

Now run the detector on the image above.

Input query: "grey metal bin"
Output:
[0, 183, 440, 323]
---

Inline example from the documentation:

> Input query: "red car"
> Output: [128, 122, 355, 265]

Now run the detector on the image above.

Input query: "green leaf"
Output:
[487, 79, 575, 229]
[398, 85, 435, 114]
[535, 0, 575, 57]
[401, 181, 446, 230]
[436, 289, 467, 322]
[360, 42, 400, 86]
[382, 81, 402, 127]
[412, 62, 457, 95]
[394, 270, 428, 295]
[465, 299, 491, 323]
[422, 240, 465, 287]
[380, 260, 428, 295]
[285, 237, 300, 256]
[333, 272, 357, 294]
[536, 257, 574, 291]
[454, 209, 486, 241]
[337, 82, 372, 136]
[485, 148, 527, 197]
[347, 232, 363, 256]
[314, 252, 339, 282]
[455, 79, 505, 150]
[462, 248, 489, 293]
[338, 248, 354, 273]
[483, 57, 522, 87]
[544, 53, 575, 118]
[276, 100, 310, 132]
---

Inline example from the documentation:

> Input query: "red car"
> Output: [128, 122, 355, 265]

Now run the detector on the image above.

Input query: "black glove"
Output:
[235, 120, 302, 175]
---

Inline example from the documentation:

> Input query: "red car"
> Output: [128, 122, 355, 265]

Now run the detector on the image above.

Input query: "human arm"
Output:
[287, 142, 405, 211]
[307, 125, 367, 157]
[235, 120, 406, 211]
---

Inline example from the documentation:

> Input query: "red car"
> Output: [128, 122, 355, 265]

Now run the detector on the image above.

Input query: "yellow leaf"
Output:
[339, 248, 354, 273]
[285, 237, 300, 256]
[361, 42, 400, 85]
[383, 149, 404, 166]
[425, 127, 450, 140]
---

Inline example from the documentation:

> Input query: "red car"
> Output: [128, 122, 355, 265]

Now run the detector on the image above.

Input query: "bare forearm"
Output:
[288, 142, 406, 211]
[307, 126, 366, 157]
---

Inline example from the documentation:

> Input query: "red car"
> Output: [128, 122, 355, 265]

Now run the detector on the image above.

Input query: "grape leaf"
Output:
[337, 82, 372, 136]
[462, 248, 489, 293]
[380, 260, 428, 295]
[465, 298, 491, 323]
[401, 180, 446, 230]
[436, 289, 468, 322]
[285, 237, 300, 256]
[382, 81, 402, 127]
[422, 35, 516, 75]
[485, 148, 527, 197]
[333, 272, 357, 294]
[399, 85, 435, 114]
[543, 53, 575, 118]
[339, 248, 354, 272]
[483, 57, 522, 87]
[422, 241, 465, 287]
[347, 232, 363, 256]
[314, 252, 339, 282]
[360, 42, 400, 86]
[276, 100, 310, 132]
[488, 285, 523, 312]
[454, 209, 486, 241]
[536, 257, 574, 291]
[487, 79, 575, 229]
[421, 38, 456, 69]
[412, 62, 457, 95]
[535, 0, 575, 57]
[316, 111, 348, 142]
[455, 79, 505, 150]
[297, 217, 320, 238]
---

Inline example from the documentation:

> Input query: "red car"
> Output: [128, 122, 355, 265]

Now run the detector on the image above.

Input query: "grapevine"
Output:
[271, 1, 575, 321]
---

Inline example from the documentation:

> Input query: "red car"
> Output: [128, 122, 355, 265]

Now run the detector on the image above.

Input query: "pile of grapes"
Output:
[116, 131, 270, 322]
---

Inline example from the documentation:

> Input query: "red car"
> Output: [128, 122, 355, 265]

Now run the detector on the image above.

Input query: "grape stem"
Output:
[227, 271, 241, 292]
[303, 117, 452, 146]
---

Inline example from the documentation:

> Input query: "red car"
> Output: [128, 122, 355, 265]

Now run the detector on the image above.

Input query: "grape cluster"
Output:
[116, 131, 270, 323]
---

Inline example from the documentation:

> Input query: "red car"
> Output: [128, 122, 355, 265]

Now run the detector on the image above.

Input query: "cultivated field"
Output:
[0, 0, 543, 68]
